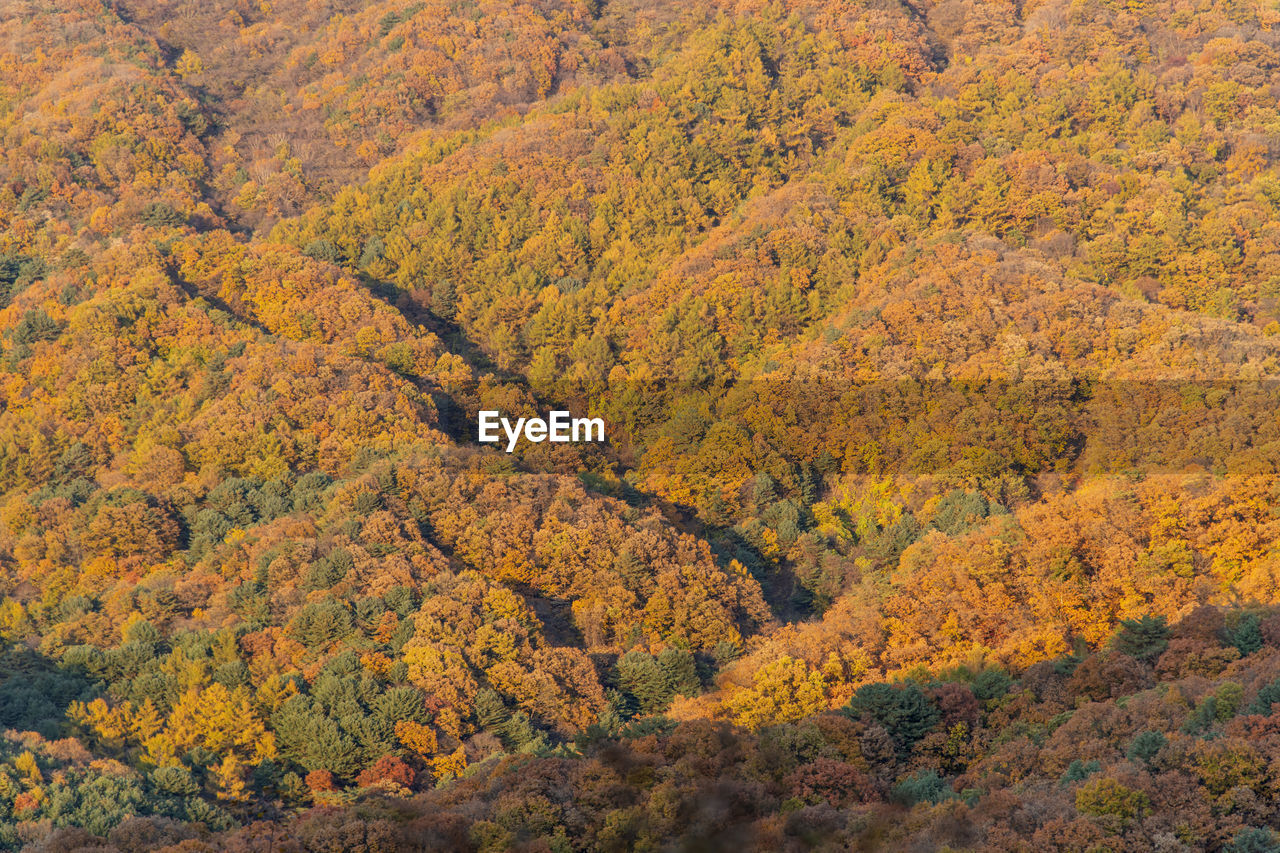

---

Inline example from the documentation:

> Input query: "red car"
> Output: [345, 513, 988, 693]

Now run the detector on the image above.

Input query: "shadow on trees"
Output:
[0, 643, 100, 738]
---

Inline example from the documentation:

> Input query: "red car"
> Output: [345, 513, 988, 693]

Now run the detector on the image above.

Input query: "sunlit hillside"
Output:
[4, 0, 1280, 849]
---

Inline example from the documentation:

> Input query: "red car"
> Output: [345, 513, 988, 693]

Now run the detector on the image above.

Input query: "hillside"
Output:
[4, 0, 1280, 850]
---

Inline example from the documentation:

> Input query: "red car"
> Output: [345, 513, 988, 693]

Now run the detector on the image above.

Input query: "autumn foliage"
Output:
[5, 0, 1280, 848]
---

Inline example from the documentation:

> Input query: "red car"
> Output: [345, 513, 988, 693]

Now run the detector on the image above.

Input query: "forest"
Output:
[4, 0, 1280, 849]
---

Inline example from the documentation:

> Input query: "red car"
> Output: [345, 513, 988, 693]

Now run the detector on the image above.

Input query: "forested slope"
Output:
[4, 0, 1280, 850]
